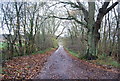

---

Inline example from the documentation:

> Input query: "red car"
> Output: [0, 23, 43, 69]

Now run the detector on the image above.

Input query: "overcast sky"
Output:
[0, 0, 119, 2]
[0, 0, 119, 37]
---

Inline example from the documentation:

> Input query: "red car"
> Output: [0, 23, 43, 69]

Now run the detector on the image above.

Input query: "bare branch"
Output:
[56, 27, 66, 39]
[105, 2, 118, 14]
[60, 1, 88, 22]
[49, 15, 87, 26]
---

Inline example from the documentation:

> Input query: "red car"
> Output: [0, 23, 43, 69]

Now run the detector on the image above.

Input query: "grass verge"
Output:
[89, 55, 120, 68]
[66, 48, 79, 58]
[66, 48, 120, 68]
[32, 48, 55, 55]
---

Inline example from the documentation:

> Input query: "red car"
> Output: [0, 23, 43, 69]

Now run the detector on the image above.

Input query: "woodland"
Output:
[0, 0, 119, 79]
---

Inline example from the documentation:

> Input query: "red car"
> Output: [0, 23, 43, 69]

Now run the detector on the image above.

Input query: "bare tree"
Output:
[1, 3, 18, 59]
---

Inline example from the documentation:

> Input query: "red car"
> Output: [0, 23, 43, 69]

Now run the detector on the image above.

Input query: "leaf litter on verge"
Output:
[2, 48, 56, 80]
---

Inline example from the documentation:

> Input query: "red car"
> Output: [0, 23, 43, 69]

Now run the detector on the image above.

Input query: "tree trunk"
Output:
[117, 2, 120, 62]
[9, 43, 14, 59]
[86, 2, 98, 60]
[103, 15, 107, 54]
[15, 2, 23, 56]
[108, 12, 112, 56]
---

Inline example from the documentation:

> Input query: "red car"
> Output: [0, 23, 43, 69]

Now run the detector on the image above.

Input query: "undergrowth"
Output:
[32, 48, 54, 55]
[66, 48, 120, 68]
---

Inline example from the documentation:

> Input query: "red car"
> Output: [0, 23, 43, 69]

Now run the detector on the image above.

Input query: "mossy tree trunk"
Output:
[86, 2, 118, 60]
[86, 2, 97, 60]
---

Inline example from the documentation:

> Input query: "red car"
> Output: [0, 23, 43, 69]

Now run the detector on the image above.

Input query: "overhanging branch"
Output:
[105, 2, 118, 14]
[49, 15, 87, 26]
[60, 1, 88, 22]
